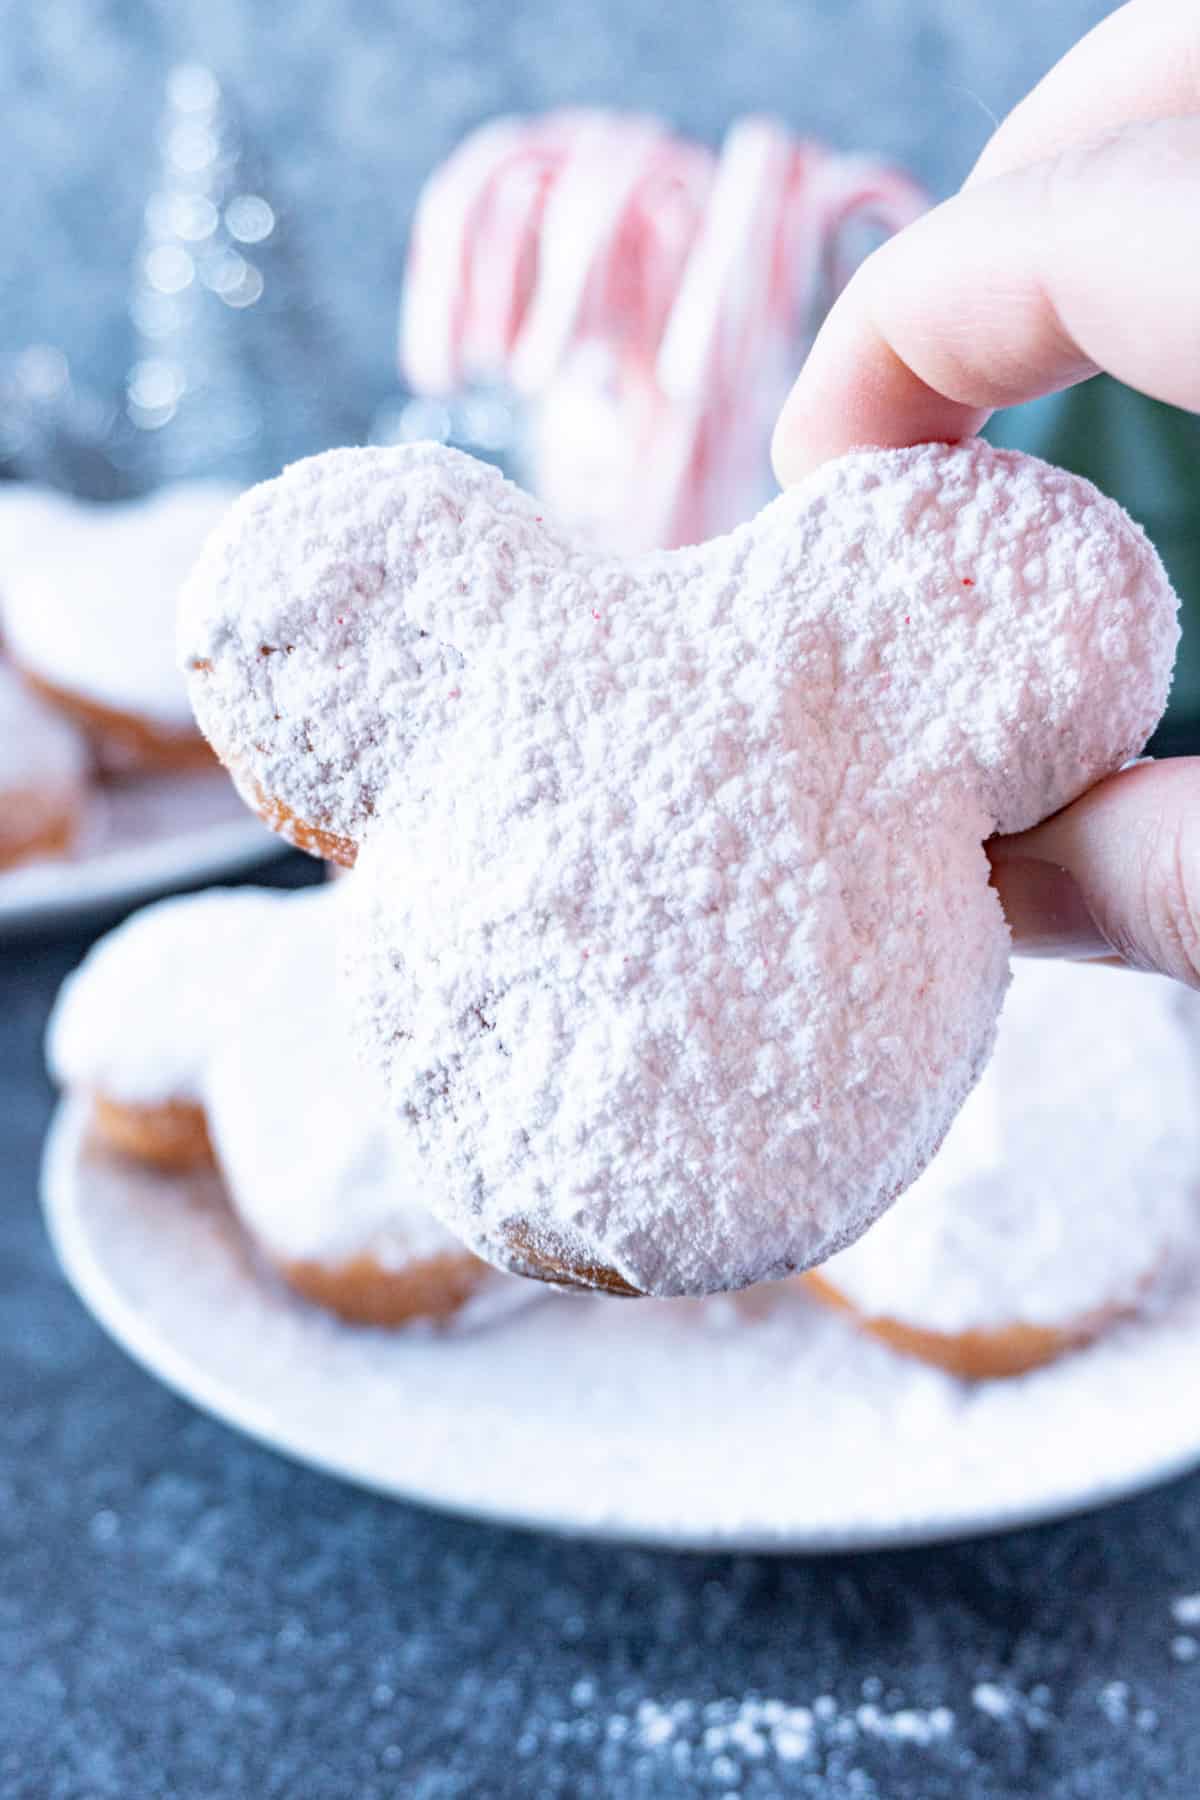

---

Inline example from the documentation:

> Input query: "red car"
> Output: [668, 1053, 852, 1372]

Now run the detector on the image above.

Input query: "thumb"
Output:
[988, 759, 1200, 986]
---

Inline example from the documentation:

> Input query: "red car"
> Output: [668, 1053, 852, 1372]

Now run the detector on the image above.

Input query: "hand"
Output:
[772, 0, 1200, 985]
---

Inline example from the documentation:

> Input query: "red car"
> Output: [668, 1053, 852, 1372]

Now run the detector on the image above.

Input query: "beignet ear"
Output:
[180, 444, 564, 861]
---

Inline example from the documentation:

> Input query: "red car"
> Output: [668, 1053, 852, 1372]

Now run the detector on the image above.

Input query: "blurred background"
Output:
[2, 0, 1196, 729]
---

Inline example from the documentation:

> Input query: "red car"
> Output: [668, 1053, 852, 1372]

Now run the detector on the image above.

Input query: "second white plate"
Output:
[0, 771, 285, 936]
[42, 1100, 1200, 1552]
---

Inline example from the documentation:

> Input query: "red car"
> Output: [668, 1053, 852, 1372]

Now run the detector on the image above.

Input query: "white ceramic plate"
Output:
[0, 772, 284, 936]
[42, 1099, 1200, 1552]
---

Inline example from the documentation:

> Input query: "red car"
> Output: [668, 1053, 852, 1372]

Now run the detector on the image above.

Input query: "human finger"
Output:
[772, 116, 1200, 483]
[989, 758, 1200, 987]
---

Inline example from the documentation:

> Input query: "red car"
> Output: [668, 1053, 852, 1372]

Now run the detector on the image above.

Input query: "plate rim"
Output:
[40, 1099, 1200, 1555]
[0, 808, 285, 936]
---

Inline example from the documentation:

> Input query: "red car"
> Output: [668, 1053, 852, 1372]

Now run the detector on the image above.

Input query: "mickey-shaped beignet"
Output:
[181, 440, 1178, 1297]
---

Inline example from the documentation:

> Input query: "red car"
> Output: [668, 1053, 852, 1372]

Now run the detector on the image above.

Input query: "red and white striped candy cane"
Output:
[400, 110, 925, 552]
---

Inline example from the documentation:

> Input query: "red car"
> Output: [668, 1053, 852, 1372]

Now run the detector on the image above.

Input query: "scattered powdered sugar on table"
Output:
[584, 1687, 956, 1786]
[44, 1100, 1200, 1551]
[1171, 1594, 1200, 1627]
[181, 438, 1178, 1295]
[818, 959, 1200, 1334]
[368, 1662, 1172, 1794]
[1166, 1591, 1200, 1666]
[970, 1681, 1014, 1721]
[630, 1689, 955, 1759]
[468, 1646, 1191, 1795]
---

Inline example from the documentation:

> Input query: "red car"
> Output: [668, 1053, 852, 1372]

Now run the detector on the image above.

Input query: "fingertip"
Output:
[770, 277, 888, 489]
[769, 292, 887, 489]
[769, 381, 821, 488]
[770, 295, 989, 490]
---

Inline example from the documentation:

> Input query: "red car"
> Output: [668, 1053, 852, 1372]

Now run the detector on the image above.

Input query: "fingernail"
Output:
[987, 851, 1111, 959]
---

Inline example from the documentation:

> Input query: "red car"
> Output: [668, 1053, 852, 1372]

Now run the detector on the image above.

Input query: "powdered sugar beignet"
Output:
[808, 961, 1200, 1378]
[2, 483, 236, 774]
[180, 440, 1179, 1298]
[201, 915, 522, 1329]
[47, 886, 305, 1167]
[48, 881, 525, 1328]
[0, 664, 88, 870]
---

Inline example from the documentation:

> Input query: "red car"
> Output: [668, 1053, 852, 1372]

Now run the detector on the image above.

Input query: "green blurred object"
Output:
[986, 378, 1200, 749]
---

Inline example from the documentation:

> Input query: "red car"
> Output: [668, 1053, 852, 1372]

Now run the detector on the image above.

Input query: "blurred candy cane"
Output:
[400, 110, 925, 553]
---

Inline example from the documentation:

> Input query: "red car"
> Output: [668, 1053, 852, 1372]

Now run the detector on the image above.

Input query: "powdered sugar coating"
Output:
[182, 439, 1178, 1296]
[819, 961, 1200, 1334]
[47, 885, 305, 1107]
[3, 482, 238, 727]
[180, 449, 474, 853]
[200, 889, 483, 1273]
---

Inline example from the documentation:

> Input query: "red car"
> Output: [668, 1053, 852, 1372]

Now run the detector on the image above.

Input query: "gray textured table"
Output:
[3, 864, 1200, 1798]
